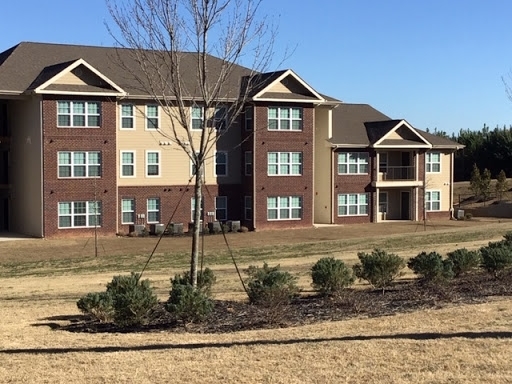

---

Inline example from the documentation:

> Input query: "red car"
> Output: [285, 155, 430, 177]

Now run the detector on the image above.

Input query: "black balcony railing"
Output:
[381, 166, 415, 181]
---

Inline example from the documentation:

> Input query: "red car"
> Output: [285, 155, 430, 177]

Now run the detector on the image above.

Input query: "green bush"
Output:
[166, 284, 213, 324]
[171, 267, 217, 297]
[446, 248, 481, 277]
[353, 249, 405, 292]
[106, 273, 159, 327]
[503, 231, 512, 245]
[245, 263, 299, 305]
[76, 291, 114, 322]
[407, 252, 453, 282]
[480, 241, 512, 277]
[311, 257, 354, 295]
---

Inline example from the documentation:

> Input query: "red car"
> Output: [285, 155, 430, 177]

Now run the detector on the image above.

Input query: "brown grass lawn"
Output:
[1, 219, 512, 383]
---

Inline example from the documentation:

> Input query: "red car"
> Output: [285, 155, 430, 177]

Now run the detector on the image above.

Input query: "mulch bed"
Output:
[61, 271, 512, 334]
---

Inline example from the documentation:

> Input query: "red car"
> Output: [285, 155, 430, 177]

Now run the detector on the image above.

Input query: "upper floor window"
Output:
[245, 151, 253, 176]
[147, 198, 160, 223]
[191, 105, 203, 130]
[214, 106, 227, 130]
[215, 196, 228, 221]
[146, 105, 159, 129]
[267, 196, 302, 220]
[379, 153, 388, 173]
[425, 190, 441, 211]
[268, 152, 302, 176]
[337, 193, 368, 216]
[146, 151, 160, 177]
[121, 104, 135, 129]
[58, 201, 101, 228]
[57, 101, 100, 127]
[245, 106, 253, 131]
[338, 152, 369, 174]
[121, 151, 135, 177]
[58, 151, 101, 178]
[215, 151, 228, 176]
[426, 152, 441, 173]
[268, 107, 302, 131]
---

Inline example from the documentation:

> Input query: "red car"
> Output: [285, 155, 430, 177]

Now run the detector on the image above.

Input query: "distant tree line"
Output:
[426, 125, 512, 181]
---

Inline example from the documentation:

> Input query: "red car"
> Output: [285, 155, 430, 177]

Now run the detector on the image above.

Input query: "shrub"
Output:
[480, 241, 512, 278]
[447, 248, 481, 277]
[503, 231, 512, 245]
[166, 284, 213, 324]
[353, 249, 405, 292]
[76, 291, 114, 322]
[311, 257, 354, 295]
[106, 273, 159, 327]
[171, 267, 217, 297]
[407, 252, 453, 282]
[245, 263, 299, 305]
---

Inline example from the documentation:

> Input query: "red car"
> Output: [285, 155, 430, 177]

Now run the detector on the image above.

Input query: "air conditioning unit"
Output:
[129, 224, 146, 235]
[167, 222, 184, 235]
[150, 223, 166, 235]
[227, 220, 241, 232]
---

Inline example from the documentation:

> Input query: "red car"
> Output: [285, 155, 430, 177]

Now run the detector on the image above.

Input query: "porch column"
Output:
[414, 186, 419, 221]
[375, 187, 380, 222]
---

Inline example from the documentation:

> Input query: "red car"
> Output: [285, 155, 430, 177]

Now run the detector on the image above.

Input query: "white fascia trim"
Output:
[34, 90, 125, 97]
[373, 144, 432, 149]
[33, 58, 126, 95]
[373, 120, 431, 147]
[254, 98, 320, 103]
[331, 143, 369, 148]
[252, 69, 325, 102]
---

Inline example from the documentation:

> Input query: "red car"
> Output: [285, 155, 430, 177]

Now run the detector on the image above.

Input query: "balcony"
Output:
[381, 166, 415, 181]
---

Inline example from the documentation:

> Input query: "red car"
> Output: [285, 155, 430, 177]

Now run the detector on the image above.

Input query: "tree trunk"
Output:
[190, 163, 203, 287]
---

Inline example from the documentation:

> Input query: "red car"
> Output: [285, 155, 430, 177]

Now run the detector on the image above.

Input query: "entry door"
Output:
[0, 198, 7, 231]
[400, 191, 410, 220]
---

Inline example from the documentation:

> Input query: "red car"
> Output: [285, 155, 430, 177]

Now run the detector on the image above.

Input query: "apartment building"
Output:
[0, 42, 462, 238]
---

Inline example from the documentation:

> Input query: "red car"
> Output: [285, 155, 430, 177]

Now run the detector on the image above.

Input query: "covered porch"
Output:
[376, 186, 422, 222]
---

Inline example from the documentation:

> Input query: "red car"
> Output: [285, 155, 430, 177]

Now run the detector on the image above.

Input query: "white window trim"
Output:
[120, 150, 136, 178]
[337, 152, 369, 175]
[57, 101, 101, 128]
[267, 196, 303, 221]
[267, 151, 303, 176]
[425, 190, 441, 211]
[190, 105, 204, 131]
[120, 103, 135, 130]
[121, 198, 135, 224]
[215, 196, 228, 221]
[58, 201, 101, 229]
[145, 104, 159, 130]
[244, 196, 252, 220]
[337, 193, 369, 217]
[426, 152, 441, 173]
[145, 150, 161, 177]
[214, 151, 228, 177]
[57, 151, 101, 179]
[268, 106, 303, 131]
[147, 198, 160, 224]
[245, 151, 253, 176]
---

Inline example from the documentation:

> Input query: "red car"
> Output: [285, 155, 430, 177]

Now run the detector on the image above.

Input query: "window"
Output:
[337, 193, 368, 216]
[379, 192, 388, 213]
[267, 152, 302, 175]
[121, 199, 135, 224]
[244, 196, 252, 220]
[147, 198, 160, 223]
[191, 197, 203, 221]
[120, 104, 135, 129]
[244, 151, 253, 176]
[215, 196, 227, 221]
[214, 106, 227, 130]
[146, 105, 159, 129]
[245, 106, 253, 131]
[267, 196, 302, 220]
[57, 101, 101, 127]
[379, 153, 388, 173]
[338, 152, 369, 174]
[425, 190, 441, 211]
[146, 151, 160, 177]
[426, 152, 441, 173]
[121, 151, 135, 177]
[268, 107, 302, 131]
[215, 151, 228, 176]
[58, 151, 101, 178]
[58, 201, 101, 228]
[191, 105, 203, 129]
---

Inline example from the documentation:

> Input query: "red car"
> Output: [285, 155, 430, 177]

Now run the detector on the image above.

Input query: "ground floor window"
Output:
[58, 201, 101, 228]
[215, 196, 228, 221]
[244, 196, 252, 220]
[147, 198, 160, 223]
[337, 193, 368, 216]
[267, 196, 302, 220]
[425, 190, 441, 211]
[122, 199, 135, 224]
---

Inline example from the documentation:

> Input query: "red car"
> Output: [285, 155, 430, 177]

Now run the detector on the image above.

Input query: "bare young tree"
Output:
[106, 0, 276, 286]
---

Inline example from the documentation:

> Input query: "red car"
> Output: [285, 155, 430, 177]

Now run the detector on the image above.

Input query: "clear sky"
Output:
[2, 0, 512, 135]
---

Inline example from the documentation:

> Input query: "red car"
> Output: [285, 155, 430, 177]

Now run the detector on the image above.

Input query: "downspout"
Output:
[252, 105, 257, 229]
[39, 97, 44, 237]
[450, 151, 454, 219]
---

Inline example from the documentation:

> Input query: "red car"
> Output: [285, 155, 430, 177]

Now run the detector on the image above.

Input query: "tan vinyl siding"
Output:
[55, 66, 105, 87]
[425, 151, 451, 211]
[313, 107, 332, 223]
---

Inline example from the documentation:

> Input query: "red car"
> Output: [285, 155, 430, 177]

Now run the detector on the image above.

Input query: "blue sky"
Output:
[2, 0, 512, 135]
